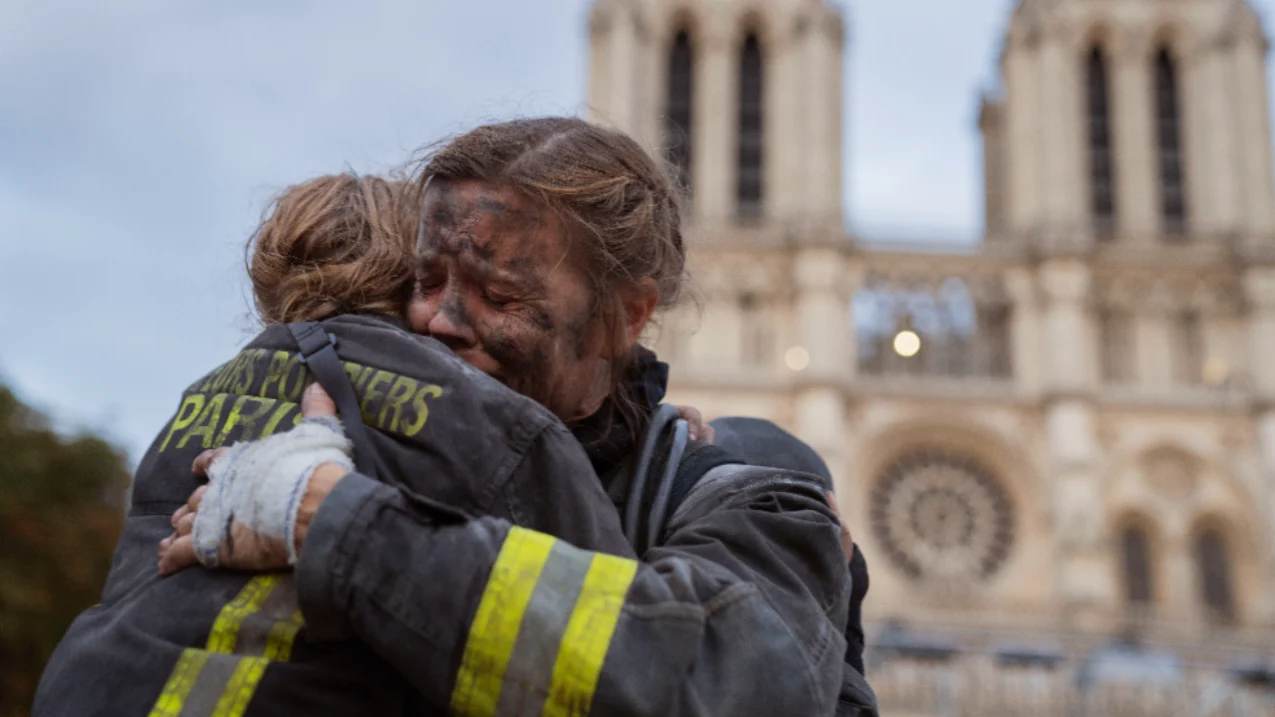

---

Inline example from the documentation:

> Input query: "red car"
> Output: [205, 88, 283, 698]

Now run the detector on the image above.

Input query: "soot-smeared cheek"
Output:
[528, 306, 554, 332]
[482, 327, 556, 400]
[561, 312, 593, 359]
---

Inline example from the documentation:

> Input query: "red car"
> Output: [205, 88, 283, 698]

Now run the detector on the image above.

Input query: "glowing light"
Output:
[893, 330, 921, 358]
[1203, 356, 1229, 387]
[785, 346, 811, 371]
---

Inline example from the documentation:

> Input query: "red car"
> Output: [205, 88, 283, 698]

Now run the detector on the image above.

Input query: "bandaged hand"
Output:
[195, 413, 352, 567]
[158, 383, 354, 575]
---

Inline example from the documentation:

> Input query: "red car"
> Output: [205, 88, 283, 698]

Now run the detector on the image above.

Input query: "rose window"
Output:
[870, 448, 1014, 582]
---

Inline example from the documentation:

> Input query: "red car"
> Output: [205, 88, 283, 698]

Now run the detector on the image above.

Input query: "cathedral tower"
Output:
[586, 0, 856, 478]
[585, 2, 1275, 708]
[981, 0, 1275, 247]
[586, 0, 845, 230]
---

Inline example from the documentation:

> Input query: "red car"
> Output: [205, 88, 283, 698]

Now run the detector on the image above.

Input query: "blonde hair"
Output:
[247, 173, 416, 324]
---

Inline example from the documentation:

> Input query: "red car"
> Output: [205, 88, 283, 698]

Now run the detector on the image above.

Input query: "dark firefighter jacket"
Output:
[34, 314, 631, 716]
[35, 316, 855, 716]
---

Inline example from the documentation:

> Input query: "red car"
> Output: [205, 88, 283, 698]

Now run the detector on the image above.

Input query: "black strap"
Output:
[287, 322, 377, 478]
[623, 404, 681, 550]
[666, 442, 742, 520]
[624, 405, 744, 553]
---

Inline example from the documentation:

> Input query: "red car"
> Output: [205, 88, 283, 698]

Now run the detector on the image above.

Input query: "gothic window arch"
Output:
[1194, 524, 1236, 623]
[1086, 44, 1116, 238]
[1154, 46, 1188, 238]
[1119, 518, 1156, 607]
[736, 31, 764, 220]
[665, 28, 694, 194]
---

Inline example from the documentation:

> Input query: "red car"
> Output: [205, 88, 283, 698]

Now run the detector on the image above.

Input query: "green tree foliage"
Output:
[0, 386, 130, 717]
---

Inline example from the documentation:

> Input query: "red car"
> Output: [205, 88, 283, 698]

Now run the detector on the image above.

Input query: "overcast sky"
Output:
[3, 0, 1273, 463]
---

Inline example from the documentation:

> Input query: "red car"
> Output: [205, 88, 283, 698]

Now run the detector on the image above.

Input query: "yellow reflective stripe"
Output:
[263, 609, 305, 661]
[147, 575, 304, 717]
[211, 656, 270, 717]
[543, 553, 639, 717]
[450, 527, 557, 717]
[206, 575, 280, 653]
[146, 648, 210, 717]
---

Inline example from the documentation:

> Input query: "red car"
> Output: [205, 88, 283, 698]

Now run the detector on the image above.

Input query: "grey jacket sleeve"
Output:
[294, 464, 849, 717]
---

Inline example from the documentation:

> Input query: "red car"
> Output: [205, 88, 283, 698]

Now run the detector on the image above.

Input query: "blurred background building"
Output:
[589, 0, 1275, 713]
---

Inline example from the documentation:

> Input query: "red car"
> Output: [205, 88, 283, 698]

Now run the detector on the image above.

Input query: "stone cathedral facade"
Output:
[587, 0, 1275, 713]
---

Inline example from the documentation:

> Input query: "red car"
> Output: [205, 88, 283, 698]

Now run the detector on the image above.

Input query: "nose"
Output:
[427, 292, 478, 351]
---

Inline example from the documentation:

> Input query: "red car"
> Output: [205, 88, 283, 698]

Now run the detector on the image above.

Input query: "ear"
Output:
[603, 278, 659, 357]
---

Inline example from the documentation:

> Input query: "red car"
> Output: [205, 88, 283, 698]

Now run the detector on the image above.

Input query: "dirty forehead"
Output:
[415, 177, 567, 291]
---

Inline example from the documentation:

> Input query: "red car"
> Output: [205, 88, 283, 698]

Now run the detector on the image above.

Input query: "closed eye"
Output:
[415, 266, 446, 293]
[483, 288, 517, 307]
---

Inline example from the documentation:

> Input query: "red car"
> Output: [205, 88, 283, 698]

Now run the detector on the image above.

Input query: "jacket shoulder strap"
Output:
[287, 322, 377, 478]
[623, 405, 743, 553]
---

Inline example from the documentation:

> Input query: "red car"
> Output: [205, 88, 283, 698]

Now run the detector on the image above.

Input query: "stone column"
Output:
[585, 6, 617, 127]
[605, 7, 638, 137]
[1235, 33, 1275, 236]
[1243, 268, 1275, 397]
[1112, 32, 1159, 238]
[1199, 40, 1240, 235]
[1245, 267, 1275, 623]
[1178, 38, 1223, 236]
[768, 17, 802, 225]
[795, 246, 851, 381]
[1254, 413, 1275, 623]
[693, 18, 735, 226]
[688, 270, 739, 368]
[1040, 259, 1110, 615]
[1037, 31, 1085, 230]
[1003, 34, 1042, 232]
[1006, 267, 1041, 393]
[793, 245, 851, 479]
[806, 11, 844, 229]
[1137, 305, 1174, 388]
[1040, 260, 1094, 392]
[1160, 524, 1195, 622]
[632, 15, 662, 157]
[1180, 37, 1214, 238]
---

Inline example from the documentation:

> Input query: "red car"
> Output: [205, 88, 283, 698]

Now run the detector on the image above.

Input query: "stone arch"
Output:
[1106, 440, 1265, 539]
[858, 418, 1041, 511]
[731, 4, 782, 50]
[1141, 445, 1199, 501]
[1145, 19, 1200, 63]
[1073, 20, 1119, 57]
[1103, 439, 1269, 626]
[1104, 442, 1199, 507]
[658, 3, 706, 47]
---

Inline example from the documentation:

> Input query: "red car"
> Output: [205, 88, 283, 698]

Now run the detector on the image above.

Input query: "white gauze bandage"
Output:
[192, 415, 355, 567]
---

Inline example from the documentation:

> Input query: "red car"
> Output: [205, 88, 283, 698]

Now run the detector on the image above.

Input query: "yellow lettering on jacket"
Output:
[177, 394, 226, 450]
[215, 395, 277, 446]
[260, 351, 291, 398]
[402, 384, 443, 437]
[159, 394, 206, 452]
[360, 370, 392, 421]
[379, 375, 418, 432]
